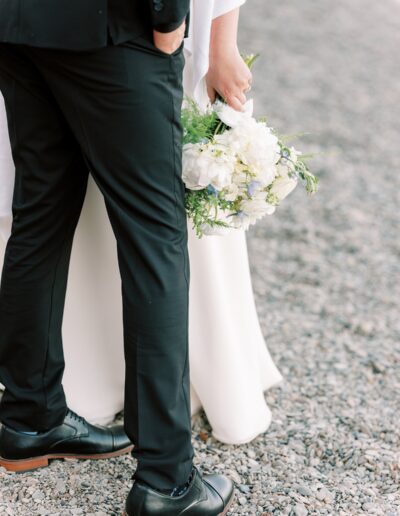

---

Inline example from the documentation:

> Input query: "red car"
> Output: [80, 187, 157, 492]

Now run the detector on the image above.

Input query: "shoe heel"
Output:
[0, 455, 49, 472]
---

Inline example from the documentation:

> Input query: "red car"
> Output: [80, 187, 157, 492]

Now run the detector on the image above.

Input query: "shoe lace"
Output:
[170, 467, 196, 497]
[66, 409, 86, 425]
[130, 466, 197, 495]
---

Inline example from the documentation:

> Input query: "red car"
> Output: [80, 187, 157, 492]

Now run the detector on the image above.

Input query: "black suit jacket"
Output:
[0, 0, 190, 50]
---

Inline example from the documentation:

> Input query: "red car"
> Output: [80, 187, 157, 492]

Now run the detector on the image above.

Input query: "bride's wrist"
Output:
[209, 43, 239, 63]
[209, 7, 240, 63]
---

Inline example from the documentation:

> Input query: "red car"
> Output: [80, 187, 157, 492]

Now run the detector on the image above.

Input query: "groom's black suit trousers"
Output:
[0, 31, 194, 489]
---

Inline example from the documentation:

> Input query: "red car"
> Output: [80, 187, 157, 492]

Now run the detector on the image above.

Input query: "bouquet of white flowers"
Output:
[181, 55, 318, 237]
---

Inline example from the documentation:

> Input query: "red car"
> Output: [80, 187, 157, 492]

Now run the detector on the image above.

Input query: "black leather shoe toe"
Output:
[203, 473, 235, 509]
[125, 465, 235, 516]
[0, 409, 133, 472]
[111, 424, 132, 451]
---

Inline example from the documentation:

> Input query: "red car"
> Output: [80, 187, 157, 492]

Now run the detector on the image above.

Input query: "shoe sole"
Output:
[0, 444, 134, 473]
[122, 487, 236, 516]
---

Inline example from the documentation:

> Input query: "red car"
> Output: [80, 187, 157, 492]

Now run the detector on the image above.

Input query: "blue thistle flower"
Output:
[247, 180, 261, 197]
[207, 184, 219, 197]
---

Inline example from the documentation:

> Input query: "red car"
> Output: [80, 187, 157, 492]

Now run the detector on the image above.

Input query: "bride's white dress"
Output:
[0, 0, 282, 444]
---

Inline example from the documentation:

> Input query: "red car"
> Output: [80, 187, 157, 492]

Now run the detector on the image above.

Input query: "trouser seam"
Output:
[41, 193, 81, 424]
[168, 57, 192, 450]
[169, 57, 189, 292]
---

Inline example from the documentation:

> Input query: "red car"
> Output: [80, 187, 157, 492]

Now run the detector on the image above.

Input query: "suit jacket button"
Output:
[153, 0, 164, 12]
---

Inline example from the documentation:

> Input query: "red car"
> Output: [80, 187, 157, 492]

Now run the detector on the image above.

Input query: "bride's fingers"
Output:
[226, 95, 246, 112]
[207, 84, 217, 103]
[235, 90, 247, 105]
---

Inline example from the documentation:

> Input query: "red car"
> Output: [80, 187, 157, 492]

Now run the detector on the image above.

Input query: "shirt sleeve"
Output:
[149, 0, 191, 33]
[212, 0, 246, 19]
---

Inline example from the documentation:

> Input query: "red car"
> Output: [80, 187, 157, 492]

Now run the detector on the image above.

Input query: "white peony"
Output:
[223, 182, 240, 201]
[213, 98, 254, 128]
[224, 118, 280, 186]
[182, 144, 207, 190]
[182, 142, 236, 191]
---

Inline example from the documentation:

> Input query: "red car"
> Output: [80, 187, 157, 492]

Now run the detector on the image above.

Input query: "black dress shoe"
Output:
[0, 409, 133, 472]
[124, 466, 235, 516]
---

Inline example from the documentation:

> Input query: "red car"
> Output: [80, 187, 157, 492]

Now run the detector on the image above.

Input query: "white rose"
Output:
[229, 207, 275, 231]
[270, 175, 298, 201]
[241, 199, 276, 218]
[240, 190, 276, 224]
[276, 162, 291, 179]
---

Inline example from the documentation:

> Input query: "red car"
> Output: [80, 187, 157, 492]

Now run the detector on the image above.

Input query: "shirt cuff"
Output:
[153, 13, 188, 34]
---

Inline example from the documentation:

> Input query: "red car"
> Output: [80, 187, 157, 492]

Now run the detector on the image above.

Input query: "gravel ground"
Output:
[1, 0, 399, 514]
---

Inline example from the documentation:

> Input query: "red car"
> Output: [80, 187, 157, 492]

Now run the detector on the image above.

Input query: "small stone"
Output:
[247, 449, 256, 459]
[297, 486, 312, 497]
[316, 487, 331, 501]
[294, 503, 308, 516]
[238, 484, 251, 494]
[362, 502, 378, 512]
[55, 480, 66, 494]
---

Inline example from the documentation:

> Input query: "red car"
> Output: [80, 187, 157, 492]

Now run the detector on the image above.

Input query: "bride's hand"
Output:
[206, 45, 253, 112]
[153, 21, 186, 55]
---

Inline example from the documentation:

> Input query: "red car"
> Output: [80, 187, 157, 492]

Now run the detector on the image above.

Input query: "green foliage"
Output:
[185, 189, 232, 238]
[181, 97, 220, 145]
[295, 160, 319, 194]
[266, 191, 280, 206]
[242, 53, 260, 70]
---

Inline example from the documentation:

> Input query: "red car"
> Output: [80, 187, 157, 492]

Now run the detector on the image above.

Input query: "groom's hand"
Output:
[153, 20, 186, 55]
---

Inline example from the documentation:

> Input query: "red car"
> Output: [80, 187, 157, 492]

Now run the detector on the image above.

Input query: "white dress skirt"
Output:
[0, 0, 283, 444]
